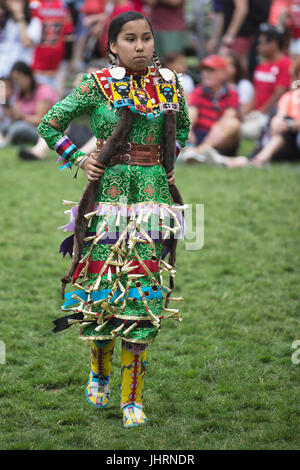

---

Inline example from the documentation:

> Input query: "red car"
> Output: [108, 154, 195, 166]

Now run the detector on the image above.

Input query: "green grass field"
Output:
[0, 145, 299, 450]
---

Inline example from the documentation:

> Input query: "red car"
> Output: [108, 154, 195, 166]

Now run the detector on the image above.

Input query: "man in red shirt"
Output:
[180, 54, 241, 163]
[242, 23, 292, 139]
[204, 59, 300, 168]
[253, 23, 292, 112]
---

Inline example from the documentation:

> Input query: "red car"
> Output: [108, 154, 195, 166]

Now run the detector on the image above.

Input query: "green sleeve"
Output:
[38, 74, 98, 167]
[175, 73, 191, 150]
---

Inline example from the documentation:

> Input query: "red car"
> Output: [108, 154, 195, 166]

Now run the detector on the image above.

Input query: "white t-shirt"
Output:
[0, 17, 42, 77]
[236, 79, 255, 105]
[182, 73, 195, 97]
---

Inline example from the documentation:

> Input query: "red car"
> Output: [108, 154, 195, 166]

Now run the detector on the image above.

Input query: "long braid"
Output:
[161, 110, 184, 307]
[155, 49, 184, 306]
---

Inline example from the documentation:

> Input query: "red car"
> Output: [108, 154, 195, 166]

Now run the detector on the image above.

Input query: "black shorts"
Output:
[272, 131, 300, 162]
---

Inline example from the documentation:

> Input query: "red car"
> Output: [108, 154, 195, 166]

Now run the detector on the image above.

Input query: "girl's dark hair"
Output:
[106, 10, 154, 61]
[1, 0, 31, 24]
[10, 61, 37, 97]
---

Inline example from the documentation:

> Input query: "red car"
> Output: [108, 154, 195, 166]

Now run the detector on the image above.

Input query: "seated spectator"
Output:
[179, 54, 240, 164]
[0, 76, 14, 147]
[241, 22, 292, 140]
[161, 52, 195, 99]
[0, 0, 42, 78]
[0, 61, 57, 159]
[222, 49, 255, 116]
[202, 58, 300, 168]
[19, 63, 101, 160]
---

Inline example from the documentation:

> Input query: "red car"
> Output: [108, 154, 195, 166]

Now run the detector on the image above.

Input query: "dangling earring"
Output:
[152, 51, 173, 82]
[107, 48, 126, 80]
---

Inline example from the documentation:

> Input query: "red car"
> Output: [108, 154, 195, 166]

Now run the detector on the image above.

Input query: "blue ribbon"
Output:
[62, 286, 166, 310]
[59, 161, 72, 171]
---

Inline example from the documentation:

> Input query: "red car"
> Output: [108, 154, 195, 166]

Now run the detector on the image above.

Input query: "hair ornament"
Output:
[152, 51, 174, 82]
[107, 49, 126, 79]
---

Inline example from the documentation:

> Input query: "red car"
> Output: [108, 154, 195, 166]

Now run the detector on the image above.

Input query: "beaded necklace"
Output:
[106, 66, 179, 120]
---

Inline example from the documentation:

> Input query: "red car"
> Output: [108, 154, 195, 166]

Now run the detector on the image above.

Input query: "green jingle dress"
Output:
[38, 66, 191, 344]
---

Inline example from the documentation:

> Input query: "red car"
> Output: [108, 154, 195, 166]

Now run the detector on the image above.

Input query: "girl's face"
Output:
[110, 19, 154, 72]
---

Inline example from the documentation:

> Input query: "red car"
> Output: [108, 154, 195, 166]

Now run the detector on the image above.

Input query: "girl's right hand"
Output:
[81, 153, 105, 181]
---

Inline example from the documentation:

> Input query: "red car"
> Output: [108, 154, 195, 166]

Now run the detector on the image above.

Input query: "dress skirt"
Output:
[60, 163, 184, 344]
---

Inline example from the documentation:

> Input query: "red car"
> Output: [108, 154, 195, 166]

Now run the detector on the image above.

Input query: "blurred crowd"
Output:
[1, 0, 300, 167]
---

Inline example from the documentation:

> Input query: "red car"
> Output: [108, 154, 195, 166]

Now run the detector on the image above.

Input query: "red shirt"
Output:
[81, 0, 106, 14]
[253, 55, 292, 110]
[31, 0, 73, 72]
[188, 84, 239, 132]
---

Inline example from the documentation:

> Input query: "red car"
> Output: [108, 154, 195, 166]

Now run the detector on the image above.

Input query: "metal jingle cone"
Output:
[109, 66, 126, 80]
[159, 67, 174, 82]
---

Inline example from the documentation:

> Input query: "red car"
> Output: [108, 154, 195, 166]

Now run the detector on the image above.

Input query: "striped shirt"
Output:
[188, 84, 239, 132]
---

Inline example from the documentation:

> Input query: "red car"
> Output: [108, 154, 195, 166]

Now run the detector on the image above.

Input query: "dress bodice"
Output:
[38, 66, 191, 168]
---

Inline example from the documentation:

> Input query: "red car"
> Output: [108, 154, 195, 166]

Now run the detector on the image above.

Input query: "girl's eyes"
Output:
[125, 37, 152, 42]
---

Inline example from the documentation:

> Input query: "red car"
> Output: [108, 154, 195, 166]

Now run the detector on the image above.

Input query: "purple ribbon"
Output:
[58, 205, 78, 232]
[58, 203, 185, 257]
[59, 230, 175, 258]
[59, 234, 74, 258]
